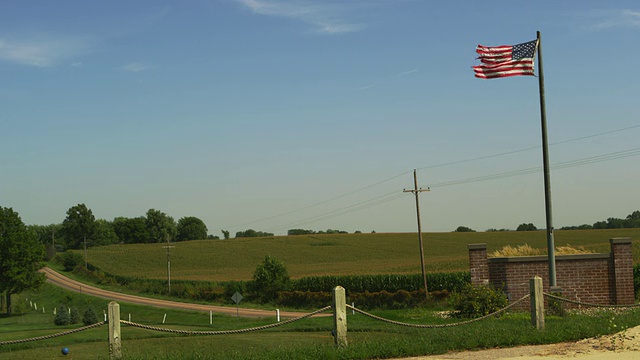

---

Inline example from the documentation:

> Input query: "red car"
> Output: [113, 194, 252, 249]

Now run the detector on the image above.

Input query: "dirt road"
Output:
[41, 267, 325, 319]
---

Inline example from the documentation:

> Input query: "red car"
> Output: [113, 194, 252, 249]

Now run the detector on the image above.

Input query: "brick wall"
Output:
[468, 238, 634, 309]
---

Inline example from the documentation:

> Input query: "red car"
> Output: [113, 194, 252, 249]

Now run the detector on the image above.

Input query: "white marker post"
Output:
[209, 311, 213, 325]
[276, 309, 280, 322]
[162, 314, 167, 324]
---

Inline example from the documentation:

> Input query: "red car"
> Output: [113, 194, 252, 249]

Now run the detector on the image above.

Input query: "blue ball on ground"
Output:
[61, 347, 69, 355]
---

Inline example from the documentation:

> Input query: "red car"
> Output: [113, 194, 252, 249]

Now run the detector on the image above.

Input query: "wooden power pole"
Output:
[162, 239, 175, 294]
[404, 169, 430, 298]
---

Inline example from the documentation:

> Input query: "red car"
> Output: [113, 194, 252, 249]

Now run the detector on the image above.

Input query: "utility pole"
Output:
[162, 238, 175, 294]
[404, 169, 430, 298]
[84, 236, 88, 270]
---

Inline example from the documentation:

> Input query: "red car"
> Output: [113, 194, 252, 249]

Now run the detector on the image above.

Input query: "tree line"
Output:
[454, 210, 640, 232]
[25, 204, 361, 252]
[28, 204, 214, 251]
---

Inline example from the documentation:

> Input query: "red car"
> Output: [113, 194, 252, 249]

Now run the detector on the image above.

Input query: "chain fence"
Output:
[0, 321, 105, 346]
[4, 291, 639, 348]
[543, 293, 640, 309]
[346, 294, 530, 328]
[120, 306, 332, 335]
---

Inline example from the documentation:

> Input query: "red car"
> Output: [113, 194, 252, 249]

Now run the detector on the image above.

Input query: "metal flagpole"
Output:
[536, 31, 557, 288]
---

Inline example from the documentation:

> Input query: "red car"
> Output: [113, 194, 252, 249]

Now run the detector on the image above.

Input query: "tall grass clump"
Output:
[491, 244, 593, 257]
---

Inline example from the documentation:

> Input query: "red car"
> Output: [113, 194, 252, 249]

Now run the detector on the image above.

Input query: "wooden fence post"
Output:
[530, 276, 545, 330]
[332, 286, 348, 347]
[108, 301, 122, 359]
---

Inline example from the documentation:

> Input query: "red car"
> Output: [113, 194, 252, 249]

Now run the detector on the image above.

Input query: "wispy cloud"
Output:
[0, 36, 89, 67]
[397, 68, 418, 77]
[234, 0, 364, 34]
[582, 9, 640, 30]
[120, 62, 150, 72]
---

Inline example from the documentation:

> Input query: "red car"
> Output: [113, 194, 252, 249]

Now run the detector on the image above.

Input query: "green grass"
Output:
[79, 229, 640, 281]
[4, 229, 640, 359]
[4, 284, 640, 359]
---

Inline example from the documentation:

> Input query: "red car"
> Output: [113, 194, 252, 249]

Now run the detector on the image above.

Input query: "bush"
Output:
[54, 305, 70, 326]
[275, 289, 441, 310]
[83, 307, 99, 325]
[248, 256, 291, 303]
[69, 307, 80, 324]
[449, 284, 508, 318]
[57, 251, 84, 271]
[292, 272, 469, 294]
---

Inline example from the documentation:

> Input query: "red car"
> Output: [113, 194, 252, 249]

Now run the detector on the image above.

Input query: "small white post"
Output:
[276, 309, 280, 322]
[104, 310, 107, 322]
[54, 307, 57, 315]
[34, 303, 37, 310]
[30, 301, 32, 308]
[352, 302, 355, 315]
[68, 307, 71, 315]
[162, 314, 167, 324]
[209, 311, 212, 325]
[128, 313, 131, 322]
[43, 307, 45, 313]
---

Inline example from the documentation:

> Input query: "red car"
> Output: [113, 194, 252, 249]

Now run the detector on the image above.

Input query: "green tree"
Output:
[454, 226, 476, 232]
[69, 307, 80, 324]
[28, 223, 63, 259]
[221, 230, 230, 240]
[54, 305, 70, 325]
[593, 221, 607, 229]
[113, 217, 150, 244]
[145, 209, 177, 243]
[93, 219, 119, 246]
[249, 256, 291, 303]
[83, 307, 99, 326]
[516, 223, 537, 231]
[317, 229, 348, 234]
[61, 204, 97, 250]
[235, 229, 274, 238]
[0, 207, 46, 316]
[176, 216, 208, 241]
[58, 251, 84, 271]
[287, 229, 315, 236]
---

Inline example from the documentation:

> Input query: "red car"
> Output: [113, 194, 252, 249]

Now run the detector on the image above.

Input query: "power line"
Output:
[267, 191, 406, 231]
[428, 146, 640, 188]
[417, 123, 640, 171]
[229, 123, 639, 231]
[271, 146, 640, 230]
[228, 171, 411, 229]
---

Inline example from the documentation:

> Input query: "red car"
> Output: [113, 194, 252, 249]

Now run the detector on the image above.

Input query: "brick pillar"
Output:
[468, 243, 489, 286]
[610, 237, 634, 305]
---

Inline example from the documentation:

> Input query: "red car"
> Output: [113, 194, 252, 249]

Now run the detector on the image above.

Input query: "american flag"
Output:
[473, 39, 538, 79]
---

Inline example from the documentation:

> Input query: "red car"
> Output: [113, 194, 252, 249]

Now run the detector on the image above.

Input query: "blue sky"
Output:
[2, 0, 639, 235]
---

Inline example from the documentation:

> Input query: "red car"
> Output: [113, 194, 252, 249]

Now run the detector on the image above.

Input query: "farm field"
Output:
[82, 229, 640, 281]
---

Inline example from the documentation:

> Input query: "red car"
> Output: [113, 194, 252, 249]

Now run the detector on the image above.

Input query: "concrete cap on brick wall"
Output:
[610, 237, 632, 245]
[468, 243, 487, 250]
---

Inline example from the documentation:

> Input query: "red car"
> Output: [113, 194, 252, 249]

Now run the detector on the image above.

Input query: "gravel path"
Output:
[41, 267, 326, 319]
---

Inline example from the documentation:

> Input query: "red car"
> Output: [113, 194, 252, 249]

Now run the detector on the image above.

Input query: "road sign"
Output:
[231, 292, 243, 304]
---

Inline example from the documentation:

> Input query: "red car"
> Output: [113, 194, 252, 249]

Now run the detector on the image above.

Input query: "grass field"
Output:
[81, 229, 640, 281]
[3, 229, 640, 359]
[4, 283, 640, 360]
